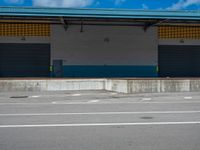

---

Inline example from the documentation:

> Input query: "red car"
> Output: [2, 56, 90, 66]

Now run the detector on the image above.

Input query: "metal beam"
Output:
[60, 17, 68, 31]
[143, 19, 169, 31]
[80, 20, 84, 32]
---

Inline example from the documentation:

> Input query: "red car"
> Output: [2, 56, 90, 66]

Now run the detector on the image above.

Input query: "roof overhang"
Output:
[0, 7, 200, 26]
[0, 7, 200, 20]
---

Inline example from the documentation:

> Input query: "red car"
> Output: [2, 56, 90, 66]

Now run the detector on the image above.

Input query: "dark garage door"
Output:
[0, 43, 50, 77]
[159, 45, 200, 77]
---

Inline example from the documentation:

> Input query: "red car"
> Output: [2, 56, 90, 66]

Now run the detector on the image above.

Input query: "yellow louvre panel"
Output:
[0, 23, 50, 36]
[159, 26, 200, 39]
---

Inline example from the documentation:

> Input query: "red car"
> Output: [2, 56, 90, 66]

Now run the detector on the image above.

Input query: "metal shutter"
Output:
[158, 45, 200, 77]
[0, 43, 50, 77]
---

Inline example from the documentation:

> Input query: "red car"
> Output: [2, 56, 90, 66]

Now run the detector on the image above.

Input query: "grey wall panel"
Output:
[0, 43, 50, 77]
[51, 25, 158, 66]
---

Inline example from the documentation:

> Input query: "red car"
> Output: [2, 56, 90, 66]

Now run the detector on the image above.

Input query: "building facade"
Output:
[0, 7, 200, 77]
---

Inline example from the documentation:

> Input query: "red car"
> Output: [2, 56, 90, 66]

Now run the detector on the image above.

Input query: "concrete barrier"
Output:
[1, 78, 200, 93]
[105, 80, 128, 93]
[0, 79, 105, 92]
[106, 79, 200, 93]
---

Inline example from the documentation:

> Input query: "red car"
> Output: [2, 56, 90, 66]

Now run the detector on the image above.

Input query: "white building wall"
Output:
[51, 25, 158, 66]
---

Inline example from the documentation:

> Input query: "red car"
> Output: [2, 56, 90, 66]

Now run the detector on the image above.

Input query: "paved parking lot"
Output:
[0, 91, 200, 150]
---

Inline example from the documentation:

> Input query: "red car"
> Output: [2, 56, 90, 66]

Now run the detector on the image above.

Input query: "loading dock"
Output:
[0, 7, 200, 78]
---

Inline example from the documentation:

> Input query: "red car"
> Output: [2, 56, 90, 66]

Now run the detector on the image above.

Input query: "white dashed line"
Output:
[184, 97, 193, 100]
[30, 96, 40, 98]
[142, 98, 152, 101]
[72, 94, 81, 96]
[88, 100, 100, 103]
[111, 93, 118, 95]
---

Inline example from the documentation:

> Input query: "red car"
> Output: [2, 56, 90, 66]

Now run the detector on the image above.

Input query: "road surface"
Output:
[0, 91, 200, 150]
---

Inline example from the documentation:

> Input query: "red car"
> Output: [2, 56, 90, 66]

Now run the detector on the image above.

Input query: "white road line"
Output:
[72, 94, 81, 96]
[142, 98, 152, 101]
[0, 103, 52, 105]
[111, 93, 118, 95]
[1, 121, 200, 128]
[88, 100, 100, 103]
[1, 111, 200, 116]
[184, 97, 193, 100]
[30, 96, 40, 98]
[0, 101, 200, 105]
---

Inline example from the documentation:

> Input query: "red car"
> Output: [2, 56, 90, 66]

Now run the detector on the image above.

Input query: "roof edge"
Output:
[0, 6, 200, 20]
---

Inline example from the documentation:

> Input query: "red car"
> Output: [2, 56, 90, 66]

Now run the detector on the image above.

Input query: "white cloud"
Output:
[142, 4, 149, 10]
[168, 0, 200, 10]
[115, 0, 126, 5]
[32, 0, 94, 8]
[4, 0, 24, 4]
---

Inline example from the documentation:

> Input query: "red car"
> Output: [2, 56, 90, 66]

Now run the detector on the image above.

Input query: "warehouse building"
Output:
[0, 7, 200, 78]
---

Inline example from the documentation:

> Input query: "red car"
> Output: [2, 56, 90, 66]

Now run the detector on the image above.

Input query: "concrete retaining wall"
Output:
[106, 79, 198, 93]
[0, 79, 105, 92]
[105, 80, 128, 93]
[1, 78, 200, 93]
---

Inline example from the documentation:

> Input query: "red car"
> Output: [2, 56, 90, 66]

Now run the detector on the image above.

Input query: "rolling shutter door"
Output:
[0, 43, 50, 77]
[158, 45, 200, 77]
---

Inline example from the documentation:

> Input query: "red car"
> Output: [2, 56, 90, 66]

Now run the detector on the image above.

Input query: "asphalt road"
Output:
[0, 91, 200, 150]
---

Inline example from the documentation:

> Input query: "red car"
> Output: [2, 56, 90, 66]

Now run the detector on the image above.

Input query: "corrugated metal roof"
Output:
[0, 7, 200, 20]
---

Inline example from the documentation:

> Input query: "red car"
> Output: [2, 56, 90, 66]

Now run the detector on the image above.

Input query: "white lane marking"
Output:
[1, 101, 200, 105]
[72, 94, 81, 96]
[1, 121, 200, 128]
[88, 100, 100, 103]
[1, 111, 200, 116]
[52, 101, 200, 105]
[111, 93, 118, 95]
[184, 97, 193, 100]
[142, 98, 152, 101]
[30, 96, 40, 98]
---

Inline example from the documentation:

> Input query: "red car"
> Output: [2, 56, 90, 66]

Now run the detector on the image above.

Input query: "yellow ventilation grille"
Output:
[0, 23, 50, 36]
[159, 26, 200, 39]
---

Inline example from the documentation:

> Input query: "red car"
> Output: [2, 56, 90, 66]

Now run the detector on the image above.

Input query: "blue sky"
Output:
[1, 0, 200, 10]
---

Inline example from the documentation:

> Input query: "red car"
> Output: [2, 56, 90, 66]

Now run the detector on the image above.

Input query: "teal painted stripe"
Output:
[62, 65, 158, 77]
